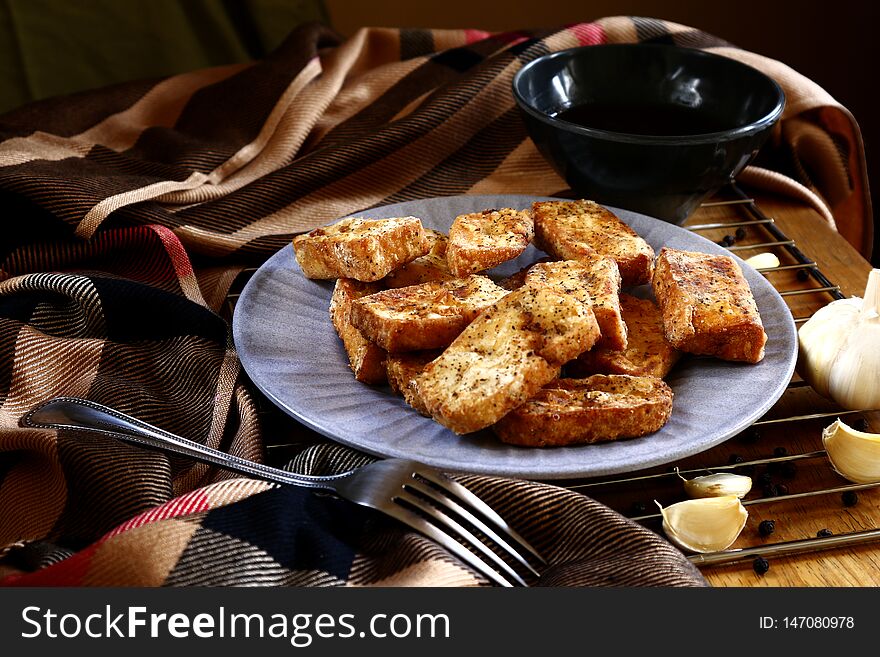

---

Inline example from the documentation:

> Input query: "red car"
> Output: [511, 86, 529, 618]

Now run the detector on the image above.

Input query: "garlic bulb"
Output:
[822, 418, 880, 484]
[744, 252, 780, 270]
[656, 496, 748, 553]
[679, 472, 752, 499]
[797, 269, 880, 410]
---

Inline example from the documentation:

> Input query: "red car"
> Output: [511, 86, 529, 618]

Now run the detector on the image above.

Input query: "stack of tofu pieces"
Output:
[293, 200, 767, 447]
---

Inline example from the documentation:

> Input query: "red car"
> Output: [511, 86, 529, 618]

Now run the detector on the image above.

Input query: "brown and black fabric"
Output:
[0, 16, 868, 587]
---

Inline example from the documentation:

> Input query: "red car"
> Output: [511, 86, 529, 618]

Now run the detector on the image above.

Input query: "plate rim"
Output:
[232, 194, 798, 479]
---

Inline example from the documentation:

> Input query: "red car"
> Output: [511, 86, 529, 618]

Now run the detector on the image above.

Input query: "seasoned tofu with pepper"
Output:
[329, 279, 387, 384]
[293, 216, 429, 281]
[652, 247, 767, 363]
[568, 294, 681, 379]
[524, 256, 627, 350]
[412, 285, 600, 435]
[446, 208, 534, 276]
[384, 229, 454, 288]
[349, 275, 508, 352]
[532, 199, 654, 286]
[492, 374, 674, 446]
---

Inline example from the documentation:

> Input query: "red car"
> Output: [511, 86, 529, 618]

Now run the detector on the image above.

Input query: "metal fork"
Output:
[21, 397, 544, 587]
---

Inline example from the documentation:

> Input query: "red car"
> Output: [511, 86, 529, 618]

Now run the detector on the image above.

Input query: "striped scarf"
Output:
[0, 17, 867, 586]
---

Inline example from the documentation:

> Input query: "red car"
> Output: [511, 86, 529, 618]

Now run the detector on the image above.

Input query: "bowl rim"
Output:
[511, 43, 786, 145]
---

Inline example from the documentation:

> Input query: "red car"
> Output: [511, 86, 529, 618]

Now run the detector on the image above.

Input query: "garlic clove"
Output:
[656, 496, 748, 553]
[822, 418, 880, 484]
[680, 472, 753, 499]
[744, 252, 780, 270]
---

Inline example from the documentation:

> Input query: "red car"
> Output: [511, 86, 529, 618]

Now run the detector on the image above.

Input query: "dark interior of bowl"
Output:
[512, 44, 785, 223]
[516, 44, 783, 139]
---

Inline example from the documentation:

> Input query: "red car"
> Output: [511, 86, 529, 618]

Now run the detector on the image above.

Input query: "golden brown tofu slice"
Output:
[293, 216, 428, 282]
[385, 350, 441, 416]
[349, 275, 508, 352]
[384, 229, 454, 288]
[492, 375, 673, 447]
[652, 248, 767, 363]
[329, 279, 387, 384]
[524, 256, 627, 350]
[532, 199, 654, 286]
[568, 294, 681, 378]
[412, 285, 600, 435]
[446, 208, 534, 276]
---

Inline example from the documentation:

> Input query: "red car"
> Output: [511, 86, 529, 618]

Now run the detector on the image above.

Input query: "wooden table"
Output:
[577, 187, 880, 587]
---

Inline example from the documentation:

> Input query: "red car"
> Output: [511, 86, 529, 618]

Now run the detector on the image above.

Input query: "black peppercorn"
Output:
[753, 556, 770, 575]
[762, 483, 779, 498]
[757, 471, 773, 486]
[776, 483, 789, 495]
[842, 491, 859, 507]
[735, 227, 747, 240]
[739, 427, 761, 444]
[631, 501, 648, 515]
[758, 519, 776, 537]
[773, 446, 788, 457]
[853, 417, 870, 432]
[817, 528, 834, 538]
[796, 268, 810, 281]
[728, 453, 744, 465]
[780, 462, 797, 479]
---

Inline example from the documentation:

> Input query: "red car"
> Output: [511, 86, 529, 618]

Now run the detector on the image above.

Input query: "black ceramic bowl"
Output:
[512, 44, 785, 223]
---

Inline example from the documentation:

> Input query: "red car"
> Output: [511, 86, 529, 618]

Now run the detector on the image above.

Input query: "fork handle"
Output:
[21, 397, 345, 492]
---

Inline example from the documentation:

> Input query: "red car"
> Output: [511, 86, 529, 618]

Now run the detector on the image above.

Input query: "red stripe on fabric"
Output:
[103, 487, 212, 538]
[147, 224, 195, 279]
[464, 29, 492, 44]
[0, 544, 97, 587]
[492, 30, 532, 44]
[568, 22, 606, 46]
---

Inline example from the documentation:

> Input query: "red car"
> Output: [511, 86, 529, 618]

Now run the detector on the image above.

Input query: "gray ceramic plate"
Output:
[233, 195, 797, 479]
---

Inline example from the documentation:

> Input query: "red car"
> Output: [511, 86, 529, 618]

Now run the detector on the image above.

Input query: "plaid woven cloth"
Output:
[0, 17, 869, 587]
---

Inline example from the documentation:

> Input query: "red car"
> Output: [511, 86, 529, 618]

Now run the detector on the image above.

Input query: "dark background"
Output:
[325, 0, 879, 263]
[2, 0, 876, 261]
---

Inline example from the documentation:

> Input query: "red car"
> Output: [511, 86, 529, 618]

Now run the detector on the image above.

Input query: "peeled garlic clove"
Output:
[822, 418, 880, 484]
[656, 496, 748, 553]
[681, 472, 752, 499]
[744, 252, 780, 269]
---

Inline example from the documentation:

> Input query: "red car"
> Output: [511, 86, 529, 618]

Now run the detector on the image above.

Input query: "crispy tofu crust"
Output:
[293, 216, 429, 282]
[532, 200, 654, 286]
[386, 350, 441, 416]
[652, 248, 767, 363]
[524, 256, 627, 350]
[492, 375, 673, 446]
[384, 229, 454, 288]
[568, 294, 681, 379]
[329, 279, 387, 384]
[446, 208, 534, 276]
[349, 275, 508, 352]
[412, 285, 600, 435]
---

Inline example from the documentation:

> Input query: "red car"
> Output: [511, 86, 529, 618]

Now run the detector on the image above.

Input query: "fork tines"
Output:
[392, 467, 545, 587]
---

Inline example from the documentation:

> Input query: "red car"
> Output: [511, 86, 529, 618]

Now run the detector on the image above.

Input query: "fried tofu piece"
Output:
[524, 256, 627, 350]
[492, 375, 673, 447]
[446, 208, 534, 276]
[568, 294, 681, 379]
[386, 350, 441, 416]
[412, 285, 600, 434]
[497, 257, 553, 291]
[384, 229, 454, 288]
[329, 279, 387, 384]
[349, 275, 508, 352]
[652, 248, 767, 363]
[293, 216, 429, 282]
[532, 199, 654, 286]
